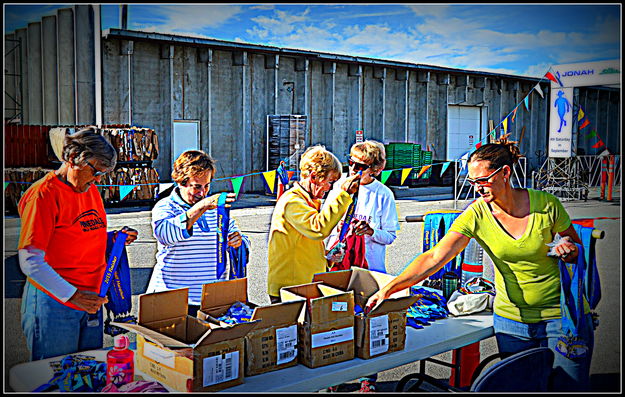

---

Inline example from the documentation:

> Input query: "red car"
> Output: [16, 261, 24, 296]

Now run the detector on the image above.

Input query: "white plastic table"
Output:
[9, 312, 494, 393]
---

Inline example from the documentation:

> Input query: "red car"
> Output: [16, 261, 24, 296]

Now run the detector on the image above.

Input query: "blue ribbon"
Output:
[276, 161, 290, 186]
[338, 171, 362, 242]
[556, 243, 589, 359]
[571, 223, 601, 310]
[102, 231, 135, 336]
[99, 232, 128, 298]
[228, 238, 249, 279]
[216, 192, 229, 279]
[423, 212, 462, 280]
[33, 355, 107, 392]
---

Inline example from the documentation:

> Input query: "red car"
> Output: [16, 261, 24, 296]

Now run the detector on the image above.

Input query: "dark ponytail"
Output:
[468, 133, 522, 170]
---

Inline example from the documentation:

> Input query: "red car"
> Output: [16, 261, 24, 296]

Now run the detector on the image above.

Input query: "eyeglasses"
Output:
[467, 166, 504, 187]
[85, 161, 108, 177]
[348, 158, 370, 172]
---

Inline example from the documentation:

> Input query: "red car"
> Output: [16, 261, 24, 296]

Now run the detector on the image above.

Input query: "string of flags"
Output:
[6, 67, 606, 199]
[576, 105, 606, 151]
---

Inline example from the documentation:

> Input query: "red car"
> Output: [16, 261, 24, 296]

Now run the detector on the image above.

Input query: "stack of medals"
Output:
[34, 354, 107, 392]
[216, 301, 254, 325]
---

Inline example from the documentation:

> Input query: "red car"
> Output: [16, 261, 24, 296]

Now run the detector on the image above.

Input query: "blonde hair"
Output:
[171, 150, 216, 186]
[299, 145, 341, 180]
[351, 140, 386, 171]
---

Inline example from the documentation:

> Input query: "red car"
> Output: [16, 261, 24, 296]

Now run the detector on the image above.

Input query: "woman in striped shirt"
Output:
[148, 150, 248, 315]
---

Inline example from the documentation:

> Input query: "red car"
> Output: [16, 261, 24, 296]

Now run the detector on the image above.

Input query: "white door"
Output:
[446, 106, 482, 161]
[172, 120, 200, 161]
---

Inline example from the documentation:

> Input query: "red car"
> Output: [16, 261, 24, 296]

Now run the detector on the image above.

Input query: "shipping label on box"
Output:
[198, 278, 304, 377]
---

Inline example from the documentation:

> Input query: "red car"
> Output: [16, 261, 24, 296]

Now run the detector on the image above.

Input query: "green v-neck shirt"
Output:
[449, 189, 572, 323]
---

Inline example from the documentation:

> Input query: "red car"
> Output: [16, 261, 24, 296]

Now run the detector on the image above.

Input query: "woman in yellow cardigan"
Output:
[267, 145, 361, 303]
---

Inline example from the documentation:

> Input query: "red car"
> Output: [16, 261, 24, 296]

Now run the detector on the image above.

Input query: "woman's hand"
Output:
[365, 289, 388, 314]
[352, 219, 374, 236]
[202, 192, 237, 210]
[228, 231, 242, 248]
[340, 173, 361, 194]
[114, 226, 138, 245]
[69, 290, 108, 314]
[552, 235, 579, 263]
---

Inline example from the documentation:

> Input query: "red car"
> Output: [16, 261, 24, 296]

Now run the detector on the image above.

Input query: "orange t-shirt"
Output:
[18, 171, 108, 310]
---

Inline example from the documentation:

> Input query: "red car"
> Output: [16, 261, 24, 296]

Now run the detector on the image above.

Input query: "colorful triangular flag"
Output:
[230, 176, 244, 198]
[4, 182, 8, 190]
[545, 71, 562, 86]
[591, 139, 605, 149]
[417, 165, 432, 179]
[584, 130, 598, 139]
[119, 185, 136, 201]
[577, 108, 585, 121]
[579, 118, 590, 130]
[534, 84, 544, 98]
[400, 168, 412, 185]
[502, 117, 509, 134]
[440, 162, 451, 177]
[380, 170, 392, 184]
[262, 170, 276, 194]
[511, 107, 518, 123]
[524, 96, 530, 111]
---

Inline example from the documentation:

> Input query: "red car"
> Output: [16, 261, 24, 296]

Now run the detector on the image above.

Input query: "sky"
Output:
[4, 3, 621, 78]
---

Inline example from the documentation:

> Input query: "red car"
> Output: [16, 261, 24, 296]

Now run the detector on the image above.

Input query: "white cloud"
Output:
[134, 5, 243, 32]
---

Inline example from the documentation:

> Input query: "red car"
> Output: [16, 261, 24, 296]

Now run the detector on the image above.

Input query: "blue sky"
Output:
[4, 3, 621, 78]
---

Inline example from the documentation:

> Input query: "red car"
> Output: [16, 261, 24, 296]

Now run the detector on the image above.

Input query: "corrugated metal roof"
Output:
[102, 28, 544, 83]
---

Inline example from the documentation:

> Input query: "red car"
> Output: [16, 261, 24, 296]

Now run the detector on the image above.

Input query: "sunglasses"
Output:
[467, 166, 503, 187]
[348, 158, 370, 172]
[85, 161, 108, 177]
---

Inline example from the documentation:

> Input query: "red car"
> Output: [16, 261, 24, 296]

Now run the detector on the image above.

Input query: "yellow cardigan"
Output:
[267, 182, 353, 297]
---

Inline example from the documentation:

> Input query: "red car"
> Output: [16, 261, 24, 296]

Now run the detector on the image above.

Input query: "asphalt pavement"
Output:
[3, 186, 621, 392]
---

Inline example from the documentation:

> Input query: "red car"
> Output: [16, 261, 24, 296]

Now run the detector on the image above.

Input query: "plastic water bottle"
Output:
[106, 334, 134, 387]
[461, 239, 484, 287]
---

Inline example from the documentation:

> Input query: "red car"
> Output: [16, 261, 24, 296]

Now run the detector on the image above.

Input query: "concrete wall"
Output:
[7, 6, 620, 191]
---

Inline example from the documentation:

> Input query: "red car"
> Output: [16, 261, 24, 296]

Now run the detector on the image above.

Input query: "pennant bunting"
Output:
[380, 170, 392, 184]
[534, 84, 544, 98]
[591, 139, 605, 149]
[579, 118, 591, 130]
[502, 117, 508, 134]
[585, 130, 598, 139]
[545, 71, 562, 86]
[230, 176, 244, 198]
[440, 162, 451, 177]
[475, 141, 483, 150]
[262, 170, 276, 194]
[577, 108, 585, 121]
[119, 185, 136, 201]
[524, 96, 530, 111]
[511, 107, 518, 122]
[400, 168, 412, 185]
[417, 165, 432, 179]
[4, 182, 8, 190]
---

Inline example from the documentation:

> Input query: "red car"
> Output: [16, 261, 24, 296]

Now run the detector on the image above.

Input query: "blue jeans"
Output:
[21, 282, 104, 360]
[493, 313, 594, 392]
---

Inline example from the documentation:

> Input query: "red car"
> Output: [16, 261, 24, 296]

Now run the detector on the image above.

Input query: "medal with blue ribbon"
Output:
[326, 171, 361, 264]
[216, 192, 229, 279]
[99, 232, 128, 298]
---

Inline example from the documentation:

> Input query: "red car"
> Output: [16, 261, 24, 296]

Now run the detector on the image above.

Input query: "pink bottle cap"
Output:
[114, 334, 130, 349]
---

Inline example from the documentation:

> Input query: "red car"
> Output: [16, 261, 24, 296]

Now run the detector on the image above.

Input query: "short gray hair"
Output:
[61, 127, 117, 169]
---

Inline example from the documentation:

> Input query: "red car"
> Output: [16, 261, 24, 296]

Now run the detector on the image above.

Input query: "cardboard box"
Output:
[196, 278, 305, 376]
[280, 282, 355, 368]
[113, 288, 257, 392]
[313, 268, 419, 359]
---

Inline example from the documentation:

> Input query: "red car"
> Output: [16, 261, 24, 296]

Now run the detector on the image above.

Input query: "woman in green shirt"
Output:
[366, 138, 593, 391]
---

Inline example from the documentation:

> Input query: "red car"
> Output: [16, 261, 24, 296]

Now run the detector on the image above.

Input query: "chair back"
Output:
[470, 347, 554, 392]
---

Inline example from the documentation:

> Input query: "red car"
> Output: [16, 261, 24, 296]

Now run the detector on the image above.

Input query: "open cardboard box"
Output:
[280, 282, 355, 368]
[313, 268, 419, 359]
[196, 278, 305, 376]
[112, 288, 256, 392]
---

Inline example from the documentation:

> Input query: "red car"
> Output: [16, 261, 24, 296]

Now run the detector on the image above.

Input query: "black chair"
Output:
[396, 347, 554, 392]
[470, 347, 554, 391]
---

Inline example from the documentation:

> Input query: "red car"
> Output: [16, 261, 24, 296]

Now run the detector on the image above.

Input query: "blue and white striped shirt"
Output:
[147, 187, 248, 305]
